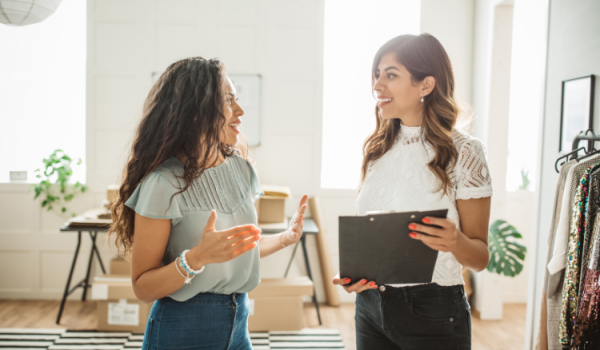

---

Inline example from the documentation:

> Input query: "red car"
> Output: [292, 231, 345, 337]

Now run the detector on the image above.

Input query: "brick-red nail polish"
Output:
[369, 281, 375, 287]
[344, 278, 351, 283]
[422, 217, 431, 223]
[360, 280, 367, 285]
[408, 223, 417, 230]
[409, 232, 417, 238]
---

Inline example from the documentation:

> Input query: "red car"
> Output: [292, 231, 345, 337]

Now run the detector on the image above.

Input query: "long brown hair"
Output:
[361, 33, 462, 195]
[109, 57, 246, 256]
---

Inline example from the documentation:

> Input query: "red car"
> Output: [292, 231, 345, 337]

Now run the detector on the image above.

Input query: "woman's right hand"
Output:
[332, 272, 378, 293]
[187, 210, 261, 268]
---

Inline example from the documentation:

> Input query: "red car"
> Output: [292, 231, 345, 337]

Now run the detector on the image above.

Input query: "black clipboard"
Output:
[339, 209, 448, 285]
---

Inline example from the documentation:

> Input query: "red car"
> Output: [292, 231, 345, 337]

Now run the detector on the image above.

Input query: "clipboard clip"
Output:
[366, 210, 417, 220]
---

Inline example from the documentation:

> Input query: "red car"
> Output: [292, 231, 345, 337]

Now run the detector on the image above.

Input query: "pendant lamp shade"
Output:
[0, 0, 63, 26]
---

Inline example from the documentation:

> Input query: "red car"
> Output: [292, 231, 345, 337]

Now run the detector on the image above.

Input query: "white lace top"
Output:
[356, 125, 493, 287]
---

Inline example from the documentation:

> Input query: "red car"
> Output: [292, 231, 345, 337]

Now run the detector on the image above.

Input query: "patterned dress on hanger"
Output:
[578, 168, 600, 297]
[570, 216, 600, 349]
[559, 164, 597, 347]
[570, 168, 600, 349]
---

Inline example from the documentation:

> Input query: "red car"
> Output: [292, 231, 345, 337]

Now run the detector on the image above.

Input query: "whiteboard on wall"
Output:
[229, 74, 261, 147]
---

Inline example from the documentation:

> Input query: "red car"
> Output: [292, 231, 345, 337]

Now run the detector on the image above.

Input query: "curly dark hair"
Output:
[109, 57, 246, 257]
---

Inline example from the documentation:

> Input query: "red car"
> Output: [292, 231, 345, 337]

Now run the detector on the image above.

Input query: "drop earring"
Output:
[420, 92, 424, 103]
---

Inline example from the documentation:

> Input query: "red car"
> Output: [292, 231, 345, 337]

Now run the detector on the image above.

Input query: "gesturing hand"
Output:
[408, 216, 460, 252]
[332, 272, 377, 294]
[280, 195, 308, 246]
[187, 210, 261, 268]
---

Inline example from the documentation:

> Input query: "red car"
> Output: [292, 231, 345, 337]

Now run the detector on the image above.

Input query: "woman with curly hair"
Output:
[109, 57, 307, 350]
[333, 34, 494, 349]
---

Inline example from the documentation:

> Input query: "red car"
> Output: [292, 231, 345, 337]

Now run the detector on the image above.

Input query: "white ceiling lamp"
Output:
[0, 0, 63, 26]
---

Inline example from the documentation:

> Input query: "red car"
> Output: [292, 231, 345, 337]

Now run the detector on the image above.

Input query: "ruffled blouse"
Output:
[125, 154, 264, 301]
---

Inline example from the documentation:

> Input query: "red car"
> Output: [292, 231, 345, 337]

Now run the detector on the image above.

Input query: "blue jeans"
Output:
[142, 292, 252, 350]
[355, 283, 471, 350]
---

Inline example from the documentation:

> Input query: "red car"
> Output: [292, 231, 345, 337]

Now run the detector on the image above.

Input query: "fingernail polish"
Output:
[344, 278, 351, 283]
[369, 281, 375, 287]
[409, 232, 417, 238]
[360, 280, 367, 285]
[422, 218, 430, 223]
[408, 223, 417, 230]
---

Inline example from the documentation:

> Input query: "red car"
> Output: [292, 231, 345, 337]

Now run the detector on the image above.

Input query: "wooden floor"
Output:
[0, 300, 526, 350]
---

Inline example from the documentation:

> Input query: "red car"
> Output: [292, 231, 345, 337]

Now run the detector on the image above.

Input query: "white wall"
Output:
[526, 0, 600, 347]
[0, 0, 480, 303]
[420, 0, 474, 105]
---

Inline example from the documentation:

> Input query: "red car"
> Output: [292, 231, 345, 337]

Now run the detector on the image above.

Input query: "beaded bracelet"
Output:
[180, 249, 205, 276]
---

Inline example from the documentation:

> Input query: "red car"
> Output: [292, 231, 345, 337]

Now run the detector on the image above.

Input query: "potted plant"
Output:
[487, 219, 527, 277]
[519, 168, 531, 191]
[30, 149, 88, 217]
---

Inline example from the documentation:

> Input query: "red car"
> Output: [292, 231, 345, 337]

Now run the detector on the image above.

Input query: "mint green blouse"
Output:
[125, 154, 264, 301]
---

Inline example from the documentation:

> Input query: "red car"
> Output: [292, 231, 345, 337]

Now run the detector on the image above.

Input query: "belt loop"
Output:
[403, 288, 408, 303]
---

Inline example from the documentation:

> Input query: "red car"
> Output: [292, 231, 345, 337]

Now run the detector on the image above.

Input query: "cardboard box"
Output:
[97, 299, 152, 332]
[257, 185, 291, 224]
[107, 184, 119, 204]
[110, 256, 132, 276]
[258, 196, 286, 223]
[92, 274, 152, 332]
[247, 277, 314, 331]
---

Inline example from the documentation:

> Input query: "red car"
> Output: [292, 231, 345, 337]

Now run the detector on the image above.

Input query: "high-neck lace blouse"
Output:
[125, 154, 264, 301]
[356, 125, 494, 287]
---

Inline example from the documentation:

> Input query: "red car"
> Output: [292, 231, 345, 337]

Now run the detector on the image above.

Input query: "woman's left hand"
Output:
[408, 216, 461, 253]
[281, 195, 308, 246]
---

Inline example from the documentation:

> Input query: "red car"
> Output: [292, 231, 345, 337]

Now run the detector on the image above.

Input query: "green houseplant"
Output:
[487, 219, 527, 277]
[30, 149, 88, 217]
[519, 168, 531, 190]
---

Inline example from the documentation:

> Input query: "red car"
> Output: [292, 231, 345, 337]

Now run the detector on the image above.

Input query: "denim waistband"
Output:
[169, 291, 247, 305]
[378, 283, 464, 301]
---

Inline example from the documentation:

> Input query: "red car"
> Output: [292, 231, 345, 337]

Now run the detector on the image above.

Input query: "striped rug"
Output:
[0, 328, 346, 349]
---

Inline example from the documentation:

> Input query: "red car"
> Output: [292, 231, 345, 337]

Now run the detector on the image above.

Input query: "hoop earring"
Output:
[420, 92, 424, 103]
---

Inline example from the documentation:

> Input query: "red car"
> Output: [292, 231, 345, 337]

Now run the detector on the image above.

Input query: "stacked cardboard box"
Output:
[247, 277, 314, 331]
[257, 185, 292, 224]
[93, 258, 313, 332]
[91, 257, 152, 332]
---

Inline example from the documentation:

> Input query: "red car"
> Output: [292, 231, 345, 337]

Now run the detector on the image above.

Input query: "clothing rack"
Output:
[555, 129, 600, 172]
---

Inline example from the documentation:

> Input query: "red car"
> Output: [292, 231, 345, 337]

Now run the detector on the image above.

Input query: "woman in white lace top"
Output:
[332, 34, 493, 350]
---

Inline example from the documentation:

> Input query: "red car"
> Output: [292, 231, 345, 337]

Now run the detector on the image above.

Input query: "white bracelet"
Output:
[175, 257, 194, 284]
[279, 232, 287, 248]
[181, 249, 206, 275]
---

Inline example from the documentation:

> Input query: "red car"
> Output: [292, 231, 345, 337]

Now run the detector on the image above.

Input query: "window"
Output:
[0, 0, 86, 183]
[505, 0, 547, 191]
[320, 0, 421, 189]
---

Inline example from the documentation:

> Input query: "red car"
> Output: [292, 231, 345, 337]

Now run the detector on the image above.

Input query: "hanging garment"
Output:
[546, 157, 600, 350]
[536, 160, 577, 350]
[559, 163, 598, 347]
[579, 167, 600, 297]
[570, 214, 600, 349]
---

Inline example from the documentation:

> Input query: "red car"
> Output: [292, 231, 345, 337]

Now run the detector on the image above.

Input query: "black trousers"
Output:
[355, 283, 471, 350]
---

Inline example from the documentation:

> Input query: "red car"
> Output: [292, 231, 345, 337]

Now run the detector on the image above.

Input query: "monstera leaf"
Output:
[487, 220, 527, 277]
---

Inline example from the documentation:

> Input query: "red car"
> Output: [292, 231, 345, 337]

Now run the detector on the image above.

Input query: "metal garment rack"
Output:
[555, 130, 600, 172]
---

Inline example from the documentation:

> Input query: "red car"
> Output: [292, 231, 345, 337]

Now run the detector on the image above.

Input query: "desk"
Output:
[56, 219, 322, 326]
[57, 225, 108, 325]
